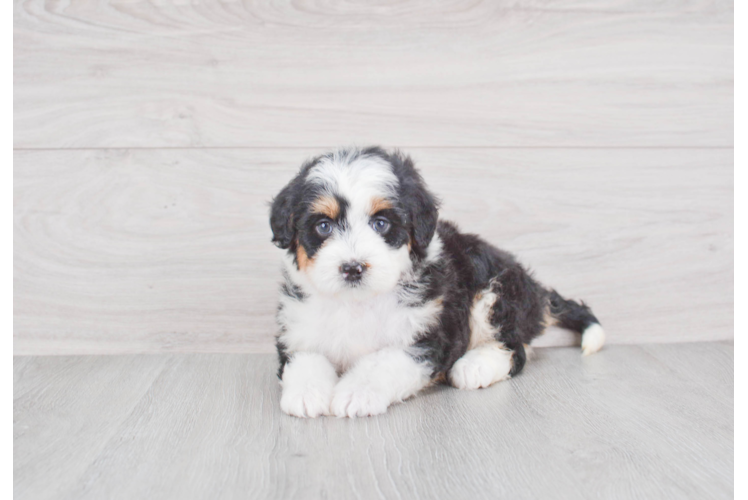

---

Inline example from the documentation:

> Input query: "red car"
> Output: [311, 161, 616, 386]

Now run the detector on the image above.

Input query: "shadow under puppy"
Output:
[270, 147, 604, 418]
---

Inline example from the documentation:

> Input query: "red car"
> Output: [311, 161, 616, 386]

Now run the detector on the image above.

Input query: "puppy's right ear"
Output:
[269, 178, 300, 249]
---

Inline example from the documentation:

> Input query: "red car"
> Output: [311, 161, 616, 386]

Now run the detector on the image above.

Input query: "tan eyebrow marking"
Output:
[310, 196, 340, 219]
[370, 197, 393, 215]
[296, 244, 312, 271]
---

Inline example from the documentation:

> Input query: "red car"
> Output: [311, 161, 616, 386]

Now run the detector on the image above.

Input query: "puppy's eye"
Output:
[370, 217, 391, 235]
[315, 220, 333, 236]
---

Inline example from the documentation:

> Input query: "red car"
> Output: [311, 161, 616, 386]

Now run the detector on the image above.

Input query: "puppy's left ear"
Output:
[400, 167, 439, 257]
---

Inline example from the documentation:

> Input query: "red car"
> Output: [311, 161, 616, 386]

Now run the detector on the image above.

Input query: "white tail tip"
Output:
[581, 324, 605, 356]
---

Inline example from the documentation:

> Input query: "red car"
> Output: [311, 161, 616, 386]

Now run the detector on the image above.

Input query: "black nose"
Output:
[340, 262, 366, 282]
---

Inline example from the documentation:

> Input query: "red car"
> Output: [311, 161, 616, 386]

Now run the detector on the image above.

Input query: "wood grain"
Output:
[13, 0, 732, 148]
[13, 343, 734, 500]
[13, 355, 169, 499]
[13, 148, 733, 354]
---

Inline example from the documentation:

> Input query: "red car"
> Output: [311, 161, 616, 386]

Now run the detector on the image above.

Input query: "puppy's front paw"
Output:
[280, 384, 332, 418]
[331, 384, 389, 418]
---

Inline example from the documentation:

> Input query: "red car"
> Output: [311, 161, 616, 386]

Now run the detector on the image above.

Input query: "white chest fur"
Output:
[278, 291, 442, 372]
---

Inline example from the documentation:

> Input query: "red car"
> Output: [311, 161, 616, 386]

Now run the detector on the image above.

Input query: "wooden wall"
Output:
[13, 0, 733, 354]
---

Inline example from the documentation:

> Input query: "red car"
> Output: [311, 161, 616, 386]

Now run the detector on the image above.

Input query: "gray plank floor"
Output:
[14, 342, 733, 500]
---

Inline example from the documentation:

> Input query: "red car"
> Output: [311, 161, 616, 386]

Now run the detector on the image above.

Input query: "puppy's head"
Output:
[270, 147, 438, 297]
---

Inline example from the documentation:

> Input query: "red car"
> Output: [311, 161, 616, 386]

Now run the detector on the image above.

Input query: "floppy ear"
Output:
[401, 169, 439, 257]
[269, 178, 301, 249]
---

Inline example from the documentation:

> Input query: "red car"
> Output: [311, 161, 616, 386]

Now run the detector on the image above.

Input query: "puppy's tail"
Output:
[546, 289, 605, 356]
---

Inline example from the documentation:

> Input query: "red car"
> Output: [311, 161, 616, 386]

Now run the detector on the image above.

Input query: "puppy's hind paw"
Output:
[449, 345, 512, 390]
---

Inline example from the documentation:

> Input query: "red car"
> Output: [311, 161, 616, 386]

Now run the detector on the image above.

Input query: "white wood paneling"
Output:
[13, 0, 733, 354]
[13, 148, 733, 354]
[13, 0, 732, 148]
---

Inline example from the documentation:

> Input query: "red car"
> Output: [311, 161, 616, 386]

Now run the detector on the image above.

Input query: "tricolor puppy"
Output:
[270, 147, 604, 418]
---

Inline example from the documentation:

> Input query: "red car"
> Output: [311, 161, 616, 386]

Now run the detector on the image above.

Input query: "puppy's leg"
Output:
[449, 341, 517, 390]
[280, 352, 338, 418]
[331, 348, 432, 418]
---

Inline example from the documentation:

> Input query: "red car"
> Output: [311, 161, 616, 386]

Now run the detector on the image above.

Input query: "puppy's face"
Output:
[270, 148, 438, 298]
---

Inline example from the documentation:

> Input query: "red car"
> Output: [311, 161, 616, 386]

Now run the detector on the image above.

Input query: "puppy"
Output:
[270, 147, 604, 418]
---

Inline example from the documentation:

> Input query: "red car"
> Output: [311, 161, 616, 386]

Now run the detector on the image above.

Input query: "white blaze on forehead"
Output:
[300, 151, 409, 298]
[307, 152, 398, 213]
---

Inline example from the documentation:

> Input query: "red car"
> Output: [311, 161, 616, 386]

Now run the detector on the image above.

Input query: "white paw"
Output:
[280, 384, 332, 418]
[330, 384, 390, 418]
[449, 346, 512, 390]
[581, 324, 605, 356]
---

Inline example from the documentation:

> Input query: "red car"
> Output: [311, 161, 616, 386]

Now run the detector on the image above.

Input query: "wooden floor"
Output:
[14, 342, 733, 500]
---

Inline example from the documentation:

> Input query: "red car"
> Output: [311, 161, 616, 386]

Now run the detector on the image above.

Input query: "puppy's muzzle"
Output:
[340, 262, 366, 283]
